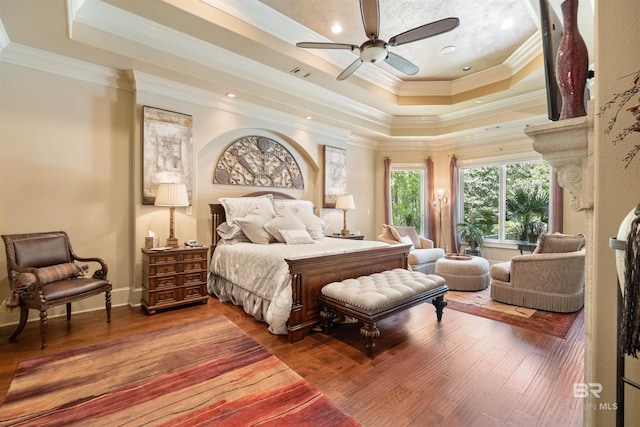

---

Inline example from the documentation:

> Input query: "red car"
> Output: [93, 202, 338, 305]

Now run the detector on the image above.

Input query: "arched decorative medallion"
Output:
[214, 136, 304, 188]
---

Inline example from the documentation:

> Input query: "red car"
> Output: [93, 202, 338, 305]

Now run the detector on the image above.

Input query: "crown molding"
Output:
[393, 89, 547, 130]
[132, 70, 353, 143]
[0, 43, 133, 91]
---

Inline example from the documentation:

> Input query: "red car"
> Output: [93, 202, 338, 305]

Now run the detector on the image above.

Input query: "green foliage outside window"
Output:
[390, 170, 423, 234]
[461, 166, 499, 237]
[461, 160, 551, 242]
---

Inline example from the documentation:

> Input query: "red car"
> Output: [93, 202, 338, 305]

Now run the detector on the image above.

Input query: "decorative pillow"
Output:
[294, 208, 328, 240]
[399, 235, 415, 250]
[264, 207, 308, 242]
[391, 225, 422, 249]
[219, 195, 274, 226]
[280, 229, 314, 245]
[273, 199, 314, 215]
[382, 224, 401, 243]
[535, 232, 585, 254]
[234, 206, 275, 244]
[14, 262, 82, 290]
[216, 222, 244, 240]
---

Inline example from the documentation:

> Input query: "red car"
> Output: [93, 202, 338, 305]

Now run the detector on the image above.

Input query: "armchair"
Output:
[489, 233, 586, 313]
[2, 231, 112, 348]
[378, 224, 445, 274]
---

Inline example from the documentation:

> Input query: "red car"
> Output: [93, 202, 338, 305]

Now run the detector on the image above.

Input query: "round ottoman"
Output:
[435, 255, 490, 291]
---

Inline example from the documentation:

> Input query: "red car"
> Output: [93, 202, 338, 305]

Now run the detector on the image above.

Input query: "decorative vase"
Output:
[555, 0, 589, 119]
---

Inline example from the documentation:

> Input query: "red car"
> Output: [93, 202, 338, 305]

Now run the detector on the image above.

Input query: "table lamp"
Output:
[154, 183, 190, 247]
[335, 194, 355, 236]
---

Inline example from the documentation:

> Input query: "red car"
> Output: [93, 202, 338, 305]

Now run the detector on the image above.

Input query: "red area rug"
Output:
[446, 287, 581, 339]
[0, 316, 361, 426]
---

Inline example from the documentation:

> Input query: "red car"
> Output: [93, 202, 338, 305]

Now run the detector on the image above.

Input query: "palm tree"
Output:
[506, 185, 549, 242]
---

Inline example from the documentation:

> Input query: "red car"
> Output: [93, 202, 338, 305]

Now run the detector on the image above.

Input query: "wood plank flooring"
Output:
[0, 297, 584, 426]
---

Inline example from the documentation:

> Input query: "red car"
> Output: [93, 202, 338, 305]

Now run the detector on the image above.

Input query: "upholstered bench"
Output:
[318, 268, 448, 357]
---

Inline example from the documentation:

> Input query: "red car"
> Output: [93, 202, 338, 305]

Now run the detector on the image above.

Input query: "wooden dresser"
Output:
[141, 246, 209, 314]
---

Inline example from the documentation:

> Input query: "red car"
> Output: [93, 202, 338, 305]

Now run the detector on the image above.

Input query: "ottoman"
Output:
[435, 254, 490, 291]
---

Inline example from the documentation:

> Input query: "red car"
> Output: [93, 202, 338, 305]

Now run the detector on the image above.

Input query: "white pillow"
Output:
[294, 208, 328, 240]
[219, 195, 274, 226]
[234, 206, 275, 244]
[280, 229, 314, 245]
[399, 235, 415, 250]
[273, 199, 314, 215]
[216, 222, 249, 243]
[264, 207, 307, 242]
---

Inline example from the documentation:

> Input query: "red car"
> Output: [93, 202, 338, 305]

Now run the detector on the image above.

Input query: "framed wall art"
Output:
[323, 145, 347, 208]
[142, 106, 193, 205]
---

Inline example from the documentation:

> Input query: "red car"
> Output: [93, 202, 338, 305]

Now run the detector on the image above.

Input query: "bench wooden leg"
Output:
[320, 306, 336, 334]
[360, 321, 380, 357]
[432, 295, 447, 322]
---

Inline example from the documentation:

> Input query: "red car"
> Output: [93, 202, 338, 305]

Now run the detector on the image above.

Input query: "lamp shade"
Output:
[335, 194, 355, 210]
[154, 183, 189, 207]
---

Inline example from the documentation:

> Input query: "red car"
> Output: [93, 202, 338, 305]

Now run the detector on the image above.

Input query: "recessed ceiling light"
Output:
[501, 19, 514, 29]
[331, 23, 342, 34]
[462, 66, 471, 71]
[226, 93, 236, 98]
[305, 116, 312, 120]
[475, 99, 483, 104]
[440, 45, 456, 55]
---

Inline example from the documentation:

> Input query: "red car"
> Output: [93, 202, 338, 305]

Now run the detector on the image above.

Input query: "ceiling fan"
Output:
[296, 0, 460, 81]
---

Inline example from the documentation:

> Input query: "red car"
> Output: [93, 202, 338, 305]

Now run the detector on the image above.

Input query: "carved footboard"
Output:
[209, 198, 410, 343]
[285, 244, 410, 343]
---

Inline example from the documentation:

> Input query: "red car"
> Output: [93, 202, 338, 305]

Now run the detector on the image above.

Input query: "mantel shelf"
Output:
[524, 105, 593, 212]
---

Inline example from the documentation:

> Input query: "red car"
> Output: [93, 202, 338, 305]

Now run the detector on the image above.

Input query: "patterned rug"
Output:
[0, 316, 361, 427]
[446, 286, 581, 339]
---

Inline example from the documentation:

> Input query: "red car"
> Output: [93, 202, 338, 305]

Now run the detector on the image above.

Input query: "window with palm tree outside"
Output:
[459, 160, 551, 244]
[390, 167, 425, 235]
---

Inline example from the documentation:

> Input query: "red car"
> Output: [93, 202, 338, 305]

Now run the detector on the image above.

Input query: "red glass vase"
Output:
[555, 0, 589, 119]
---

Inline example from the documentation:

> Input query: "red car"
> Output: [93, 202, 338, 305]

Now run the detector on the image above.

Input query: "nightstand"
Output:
[327, 233, 365, 240]
[141, 246, 209, 314]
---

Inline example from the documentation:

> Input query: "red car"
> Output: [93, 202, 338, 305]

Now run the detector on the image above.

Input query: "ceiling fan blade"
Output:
[384, 52, 419, 75]
[359, 0, 380, 39]
[388, 17, 460, 47]
[296, 42, 358, 50]
[337, 58, 363, 80]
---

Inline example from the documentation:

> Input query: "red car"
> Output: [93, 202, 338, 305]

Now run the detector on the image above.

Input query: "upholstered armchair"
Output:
[378, 224, 445, 274]
[490, 233, 586, 313]
[2, 231, 112, 348]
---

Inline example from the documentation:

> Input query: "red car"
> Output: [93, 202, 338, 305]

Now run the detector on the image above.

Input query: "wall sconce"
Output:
[335, 194, 355, 236]
[432, 189, 448, 248]
[154, 183, 190, 247]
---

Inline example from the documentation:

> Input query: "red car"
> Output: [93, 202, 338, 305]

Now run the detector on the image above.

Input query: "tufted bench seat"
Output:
[318, 268, 448, 356]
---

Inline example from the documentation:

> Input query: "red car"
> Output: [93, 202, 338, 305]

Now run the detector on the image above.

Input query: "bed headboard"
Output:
[209, 191, 296, 246]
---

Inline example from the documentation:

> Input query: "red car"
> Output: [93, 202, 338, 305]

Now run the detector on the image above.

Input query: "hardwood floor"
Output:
[0, 298, 584, 426]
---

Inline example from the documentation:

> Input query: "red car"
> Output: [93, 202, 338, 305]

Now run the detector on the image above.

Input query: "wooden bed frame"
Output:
[209, 191, 410, 343]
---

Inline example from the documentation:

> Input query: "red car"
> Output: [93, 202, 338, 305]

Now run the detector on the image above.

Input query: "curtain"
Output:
[449, 155, 459, 254]
[426, 157, 436, 240]
[550, 171, 564, 233]
[384, 157, 392, 224]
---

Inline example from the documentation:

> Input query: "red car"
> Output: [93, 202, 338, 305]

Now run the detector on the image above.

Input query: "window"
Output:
[390, 167, 425, 234]
[459, 159, 551, 243]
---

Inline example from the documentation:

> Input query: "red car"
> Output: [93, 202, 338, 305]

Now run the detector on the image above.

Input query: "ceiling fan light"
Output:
[361, 45, 387, 63]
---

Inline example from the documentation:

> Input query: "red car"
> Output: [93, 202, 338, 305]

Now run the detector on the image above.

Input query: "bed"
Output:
[208, 191, 410, 343]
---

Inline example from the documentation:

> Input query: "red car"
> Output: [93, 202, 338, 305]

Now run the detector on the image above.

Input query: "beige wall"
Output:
[0, 63, 133, 324]
[590, 0, 640, 424]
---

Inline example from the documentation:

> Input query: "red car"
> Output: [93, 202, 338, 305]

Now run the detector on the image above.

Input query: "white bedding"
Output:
[208, 238, 389, 334]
